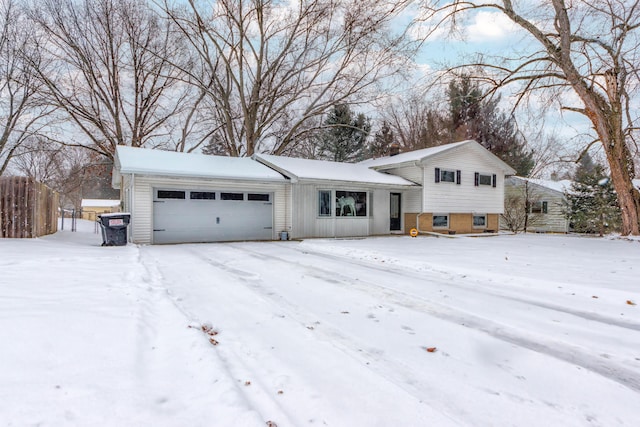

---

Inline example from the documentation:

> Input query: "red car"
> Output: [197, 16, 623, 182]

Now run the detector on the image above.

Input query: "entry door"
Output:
[390, 193, 401, 231]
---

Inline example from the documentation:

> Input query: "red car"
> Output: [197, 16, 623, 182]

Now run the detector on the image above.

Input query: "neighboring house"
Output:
[502, 177, 572, 233]
[80, 199, 121, 221]
[362, 140, 516, 234]
[112, 140, 515, 244]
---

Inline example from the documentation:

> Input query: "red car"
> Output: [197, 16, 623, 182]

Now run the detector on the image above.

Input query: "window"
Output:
[435, 168, 461, 184]
[336, 191, 367, 217]
[473, 214, 486, 228]
[190, 191, 216, 200]
[248, 193, 270, 201]
[475, 173, 495, 186]
[531, 201, 548, 214]
[157, 190, 185, 199]
[221, 192, 244, 201]
[318, 191, 331, 217]
[432, 215, 448, 228]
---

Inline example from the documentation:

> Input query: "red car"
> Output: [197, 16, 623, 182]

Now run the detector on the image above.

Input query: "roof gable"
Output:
[361, 140, 517, 175]
[508, 176, 572, 194]
[253, 154, 416, 186]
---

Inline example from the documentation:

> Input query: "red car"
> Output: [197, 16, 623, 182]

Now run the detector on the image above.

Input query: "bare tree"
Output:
[420, 0, 640, 235]
[383, 94, 452, 151]
[28, 0, 203, 159]
[502, 179, 545, 233]
[165, 0, 415, 157]
[0, 0, 54, 176]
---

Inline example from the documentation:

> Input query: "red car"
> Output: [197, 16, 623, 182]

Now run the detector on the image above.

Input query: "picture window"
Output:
[335, 191, 367, 217]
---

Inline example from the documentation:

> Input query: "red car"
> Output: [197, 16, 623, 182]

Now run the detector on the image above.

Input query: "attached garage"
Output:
[113, 146, 287, 245]
[152, 188, 274, 244]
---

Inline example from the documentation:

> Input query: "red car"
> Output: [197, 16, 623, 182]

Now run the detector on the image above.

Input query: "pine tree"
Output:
[568, 154, 621, 235]
[317, 104, 371, 162]
[447, 75, 534, 176]
[368, 121, 395, 158]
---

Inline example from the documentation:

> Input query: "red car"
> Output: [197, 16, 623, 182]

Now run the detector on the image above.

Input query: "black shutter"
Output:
[456, 170, 461, 185]
[474, 172, 479, 187]
[542, 201, 548, 214]
[435, 168, 440, 183]
[492, 174, 497, 188]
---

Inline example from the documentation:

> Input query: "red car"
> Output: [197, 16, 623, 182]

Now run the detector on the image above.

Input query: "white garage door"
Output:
[153, 189, 274, 244]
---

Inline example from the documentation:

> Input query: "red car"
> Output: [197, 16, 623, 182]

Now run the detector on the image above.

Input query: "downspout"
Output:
[130, 173, 135, 243]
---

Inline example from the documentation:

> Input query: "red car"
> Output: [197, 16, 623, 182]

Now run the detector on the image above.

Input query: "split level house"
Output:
[112, 140, 516, 244]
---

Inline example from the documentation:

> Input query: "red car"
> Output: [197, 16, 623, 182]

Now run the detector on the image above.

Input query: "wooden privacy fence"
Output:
[0, 177, 59, 238]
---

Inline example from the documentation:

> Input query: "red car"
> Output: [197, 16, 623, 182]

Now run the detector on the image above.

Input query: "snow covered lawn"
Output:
[1, 220, 639, 426]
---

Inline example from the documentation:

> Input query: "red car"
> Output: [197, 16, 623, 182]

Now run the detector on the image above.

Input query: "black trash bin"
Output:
[97, 213, 130, 246]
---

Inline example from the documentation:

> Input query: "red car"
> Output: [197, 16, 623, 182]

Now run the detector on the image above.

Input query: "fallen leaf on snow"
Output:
[627, 300, 636, 306]
[592, 296, 599, 299]
[426, 347, 437, 353]
[266, 421, 278, 427]
[244, 381, 251, 386]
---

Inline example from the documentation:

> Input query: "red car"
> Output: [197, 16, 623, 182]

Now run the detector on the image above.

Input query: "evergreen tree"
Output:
[447, 75, 534, 176]
[568, 154, 621, 235]
[317, 104, 371, 162]
[368, 121, 395, 158]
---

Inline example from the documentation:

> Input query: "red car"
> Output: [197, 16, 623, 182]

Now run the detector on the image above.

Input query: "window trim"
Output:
[432, 214, 449, 228]
[472, 214, 487, 228]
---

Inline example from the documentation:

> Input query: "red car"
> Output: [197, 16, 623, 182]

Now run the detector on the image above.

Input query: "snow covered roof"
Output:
[253, 154, 417, 186]
[360, 140, 517, 175]
[510, 177, 572, 194]
[114, 146, 286, 182]
[81, 199, 120, 208]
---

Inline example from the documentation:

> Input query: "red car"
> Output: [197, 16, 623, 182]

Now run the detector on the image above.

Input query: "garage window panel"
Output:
[157, 190, 185, 199]
[221, 192, 244, 201]
[190, 191, 216, 200]
[248, 193, 270, 201]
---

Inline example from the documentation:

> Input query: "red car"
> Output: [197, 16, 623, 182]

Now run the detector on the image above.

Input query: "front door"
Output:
[390, 193, 401, 231]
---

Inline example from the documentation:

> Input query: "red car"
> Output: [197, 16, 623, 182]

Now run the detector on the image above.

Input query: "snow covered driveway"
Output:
[1, 222, 640, 426]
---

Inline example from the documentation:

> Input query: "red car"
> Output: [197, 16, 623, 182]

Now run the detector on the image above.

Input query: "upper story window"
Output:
[474, 172, 497, 187]
[435, 168, 461, 184]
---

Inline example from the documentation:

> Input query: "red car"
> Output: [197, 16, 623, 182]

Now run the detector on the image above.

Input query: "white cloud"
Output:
[466, 11, 520, 41]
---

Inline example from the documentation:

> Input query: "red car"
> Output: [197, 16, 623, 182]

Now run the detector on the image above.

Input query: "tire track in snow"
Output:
[291, 244, 640, 332]
[186, 246, 470, 426]
[228, 242, 640, 394]
[136, 247, 298, 427]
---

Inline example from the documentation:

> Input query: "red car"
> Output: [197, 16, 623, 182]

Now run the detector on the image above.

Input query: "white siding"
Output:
[403, 188, 422, 213]
[383, 165, 423, 184]
[129, 174, 287, 244]
[422, 149, 507, 213]
[290, 183, 413, 238]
